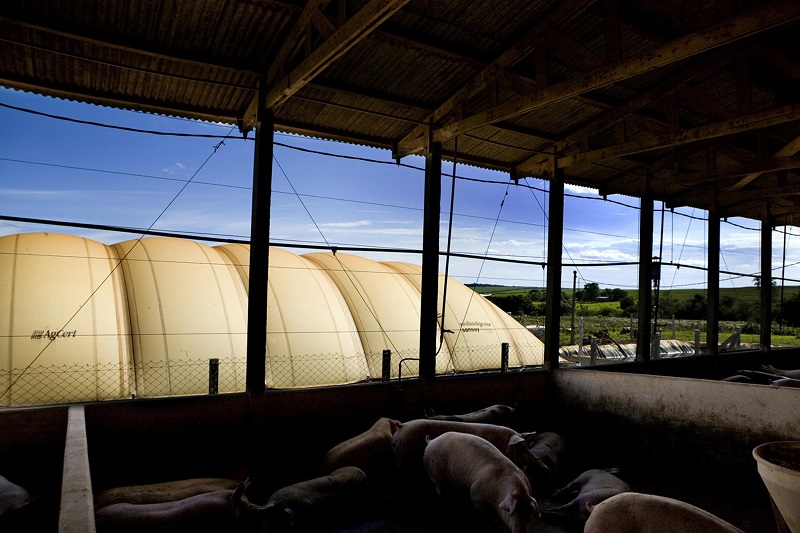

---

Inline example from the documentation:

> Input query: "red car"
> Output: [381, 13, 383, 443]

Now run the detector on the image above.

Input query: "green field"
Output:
[470, 283, 800, 346]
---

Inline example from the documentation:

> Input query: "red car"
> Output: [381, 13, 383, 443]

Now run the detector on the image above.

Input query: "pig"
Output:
[426, 404, 519, 427]
[761, 364, 800, 379]
[584, 492, 746, 532]
[319, 417, 402, 486]
[0, 474, 33, 523]
[423, 432, 541, 533]
[524, 432, 567, 494]
[258, 466, 369, 532]
[95, 477, 241, 509]
[391, 419, 538, 475]
[545, 468, 631, 522]
[94, 481, 255, 533]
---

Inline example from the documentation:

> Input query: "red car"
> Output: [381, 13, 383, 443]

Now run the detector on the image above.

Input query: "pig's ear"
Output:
[604, 467, 620, 475]
[231, 481, 246, 505]
[389, 419, 403, 434]
[508, 434, 525, 446]
[521, 431, 537, 444]
[499, 494, 518, 514]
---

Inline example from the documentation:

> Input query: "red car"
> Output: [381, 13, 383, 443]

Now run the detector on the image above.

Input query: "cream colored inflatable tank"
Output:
[304, 252, 454, 378]
[112, 238, 247, 397]
[383, 262, 543, 370]
[0, 233, 132, 406]
[217, 245, 368, 388]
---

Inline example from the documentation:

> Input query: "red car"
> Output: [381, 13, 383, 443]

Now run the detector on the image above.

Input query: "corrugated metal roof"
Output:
[2, 0, 800, 222]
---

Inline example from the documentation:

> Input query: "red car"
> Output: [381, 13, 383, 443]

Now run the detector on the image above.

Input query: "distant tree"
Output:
[528, 289, 545, 301]
[610, 288, 628, 301]
[619, 296, 636, 312]
[583, 282, 601, 302]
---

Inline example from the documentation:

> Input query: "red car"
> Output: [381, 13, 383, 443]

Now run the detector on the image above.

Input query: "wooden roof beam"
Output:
[652, 155, 800, 189]
[532, 102, 800, 173]
[434, 0, 800, 166]
[513, 46, 741, 175]
[242, 0, 410, 129]
[728, 133, 800, 191]
[394, 0, 598, 158]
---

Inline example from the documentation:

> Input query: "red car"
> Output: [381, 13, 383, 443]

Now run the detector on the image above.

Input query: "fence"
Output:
[0, 341, 546, 408]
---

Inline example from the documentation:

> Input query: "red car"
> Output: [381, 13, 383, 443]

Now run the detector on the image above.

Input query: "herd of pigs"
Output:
[2, 400, 760, 532]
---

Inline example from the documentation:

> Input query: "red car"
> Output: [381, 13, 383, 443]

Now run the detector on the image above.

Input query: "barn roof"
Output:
[2, 0, 800, 223]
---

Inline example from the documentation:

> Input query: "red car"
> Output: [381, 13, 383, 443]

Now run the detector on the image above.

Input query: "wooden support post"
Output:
[636, 186, 654, 363]
[246, 89, 273, 395]
[760, 216, 772, 355]
[707, 209, 720, 357]
[420, 138, 441, 400]
[382, 349, 392, 382]
[544, 168, 565, 371]
[208, 358, 219, 395]
[501, 343, 509, 372]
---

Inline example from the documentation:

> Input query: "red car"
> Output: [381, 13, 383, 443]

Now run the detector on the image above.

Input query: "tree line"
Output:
[485, 282, 800, 327]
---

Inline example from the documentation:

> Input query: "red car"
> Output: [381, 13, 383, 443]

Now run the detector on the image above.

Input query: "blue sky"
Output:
[1, 86, 797, 292]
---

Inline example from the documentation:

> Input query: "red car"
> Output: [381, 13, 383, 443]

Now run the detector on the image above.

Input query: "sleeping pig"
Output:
[94, 481, 253, 533]
[258, 466, 369, 532]
[545, 468, 631, 522]
[95, 477, 241, 509]
[584, 492, 746, 532]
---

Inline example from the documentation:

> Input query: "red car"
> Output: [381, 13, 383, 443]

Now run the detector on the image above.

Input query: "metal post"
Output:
[501, 343, 509, 372]
[589, 336, 597, 365]
[760, 217, 772, 354]
[579, 317, 584, 356]
[652, 331, 661, 360]
[544, 166, 565, 371]
[695, 329, 701, 355]
[420, 137, 441, 398]
[382, 349, 392, 381]
[707, 208, 720, 357]
[636, 184, 654, 363]
[570, 270, 577, 344]
[246, 89, 273, 395]
[671, 315, 676, 340]
[208, 358, 219, 395]
[629, 314, 634, 339]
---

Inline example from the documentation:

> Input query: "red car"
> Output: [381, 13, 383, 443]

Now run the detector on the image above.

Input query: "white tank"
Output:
[112, 238, 247, 397]
[303, 252, 454, 379]
[0, 233, 132, 406]
[217, 245, 368, 388]
[383, 261, 543, 371]
[0, 233, 543, 403]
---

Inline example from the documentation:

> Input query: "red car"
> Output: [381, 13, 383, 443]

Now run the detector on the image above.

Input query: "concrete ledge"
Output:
[59, 405, 95, 533]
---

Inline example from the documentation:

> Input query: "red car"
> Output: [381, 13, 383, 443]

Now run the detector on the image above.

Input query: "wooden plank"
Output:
[545, 103, 800, 172]
[264, 0, 409, 109]
[58, 406, 95, 533]
[514, 47, 738, 175]
[436, 0, 800, 149]
[655, 155, 800, 188]
[728, 133, 800, 191]
[394, 0, 597, 157]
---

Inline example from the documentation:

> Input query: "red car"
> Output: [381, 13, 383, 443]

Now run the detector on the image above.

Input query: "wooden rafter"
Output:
[531, 102, 800, 174]
[728, 134, 800, 191]
[241, 0, 410, 129]
[394, 0, 597, 158]
[431, 0, 800, 158]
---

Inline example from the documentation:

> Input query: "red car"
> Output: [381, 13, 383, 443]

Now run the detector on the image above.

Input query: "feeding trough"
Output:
[753, 441, 800, 533]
